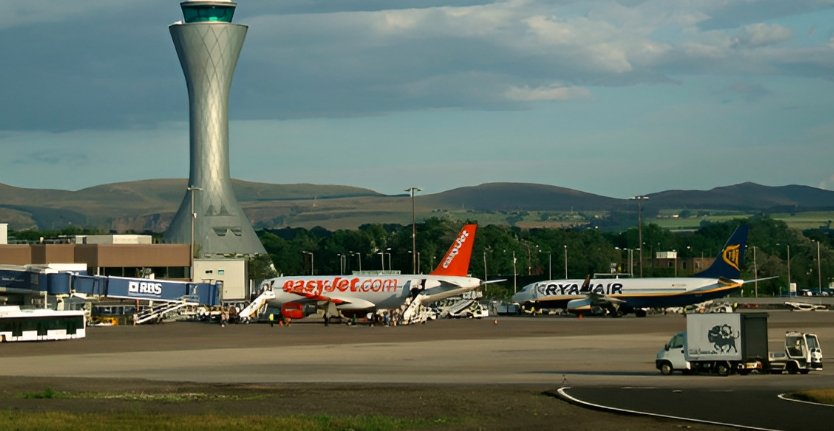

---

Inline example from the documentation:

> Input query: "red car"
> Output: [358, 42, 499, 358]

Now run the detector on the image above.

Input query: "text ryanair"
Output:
[536, 281, 623, 296]
[129, 281, 163, 295]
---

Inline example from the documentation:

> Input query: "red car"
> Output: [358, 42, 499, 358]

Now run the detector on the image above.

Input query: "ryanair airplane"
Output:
[511, 225, 751, 317]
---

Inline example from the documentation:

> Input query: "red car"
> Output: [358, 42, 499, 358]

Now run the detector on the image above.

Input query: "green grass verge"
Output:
[790, 389, 834, 404]
[19, 388, 264, 402]
[9, 389, 449, 430]
[0, 411, 436, 431]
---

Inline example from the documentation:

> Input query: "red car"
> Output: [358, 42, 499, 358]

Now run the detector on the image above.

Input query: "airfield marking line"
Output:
[777, 393, 834, 408]
[555, 386, 780, 431]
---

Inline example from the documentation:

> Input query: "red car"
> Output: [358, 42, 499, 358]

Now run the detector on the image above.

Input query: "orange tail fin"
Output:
[430, 224, 477, 276]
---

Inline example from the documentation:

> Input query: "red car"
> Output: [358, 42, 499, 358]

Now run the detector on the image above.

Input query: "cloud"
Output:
[697, 0, 834, 30]
[818, 175, 834, 191]
[505, 84, 590, 102]
[731, 23, 793, 48]
[716, 81, 771, 102]
[0, 1, 132, 29]
[12, 150, 88, 166]
[2, 0, 834, 134]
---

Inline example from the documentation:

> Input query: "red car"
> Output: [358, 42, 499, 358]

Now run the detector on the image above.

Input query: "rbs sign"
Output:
[129, 281, 163, 296]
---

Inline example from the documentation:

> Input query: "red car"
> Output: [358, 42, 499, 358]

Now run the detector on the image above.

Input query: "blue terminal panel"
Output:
[181, 4, 236, 23]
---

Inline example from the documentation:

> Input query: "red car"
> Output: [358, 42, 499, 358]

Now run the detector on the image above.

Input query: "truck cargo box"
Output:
[685, 312, 768, 363]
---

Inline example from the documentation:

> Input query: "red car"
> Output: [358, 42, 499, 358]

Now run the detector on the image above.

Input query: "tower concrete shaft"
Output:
[164, 1, 265, 256]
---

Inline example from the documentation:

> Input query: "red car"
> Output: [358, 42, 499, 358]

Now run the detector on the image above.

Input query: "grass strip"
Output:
[18, 388, 264, 402]
[0, 410, 440, 431]
[790, 389, 834, 404]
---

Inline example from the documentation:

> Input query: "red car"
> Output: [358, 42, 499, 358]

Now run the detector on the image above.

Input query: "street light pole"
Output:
[386, 248, 392, 272]
[513, 250, 518, 293]
[302, 251, 314, 275]
[405, 187, 421, 274]
[787, 244, 791, 294]
[752, 245, 758, 297]
[548, 251, 552, 280]
[817, 240, 822, 295]
[563, 244, 568, 279]
[337, 253, 345, 275]
[632, 195, 649, 277]
[409, 250, 422, 274]
[187, 185, 202, 281]
[483, 249, 489, 281]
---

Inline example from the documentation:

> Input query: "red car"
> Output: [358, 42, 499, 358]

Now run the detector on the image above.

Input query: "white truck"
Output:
[767, 331, 824, 374]
[656, 312, 822, 376]
[445, 299, 489, 319]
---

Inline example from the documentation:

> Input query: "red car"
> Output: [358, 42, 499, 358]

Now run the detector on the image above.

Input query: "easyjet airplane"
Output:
[256, 224, 487, 319]
[512, 225, 758, 317]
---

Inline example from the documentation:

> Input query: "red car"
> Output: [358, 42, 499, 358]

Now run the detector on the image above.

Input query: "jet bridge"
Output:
[70, 275, 219, 305]
[0, 266, 222, 308]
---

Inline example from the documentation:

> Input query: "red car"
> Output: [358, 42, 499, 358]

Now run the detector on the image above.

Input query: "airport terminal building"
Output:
[0, 227, 249, 304]
[0, 234, 190, 279]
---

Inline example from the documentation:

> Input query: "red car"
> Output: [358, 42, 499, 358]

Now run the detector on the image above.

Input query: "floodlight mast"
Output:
[405, 187, 422, 273]
[631, 195, 649, 277]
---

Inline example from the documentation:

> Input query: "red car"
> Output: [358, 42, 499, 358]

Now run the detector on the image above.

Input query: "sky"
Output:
[2, 0, 834, 199]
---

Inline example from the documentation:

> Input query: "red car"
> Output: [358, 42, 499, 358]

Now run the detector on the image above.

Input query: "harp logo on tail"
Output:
[722, 244, 741, 271]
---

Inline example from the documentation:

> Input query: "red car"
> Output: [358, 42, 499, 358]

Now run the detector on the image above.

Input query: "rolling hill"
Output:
[2, 180, 834, 232]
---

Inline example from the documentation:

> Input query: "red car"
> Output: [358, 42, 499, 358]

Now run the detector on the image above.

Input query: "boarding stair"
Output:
[399, 294, 425, 325]
[238, 289, 276, 323]
[134, 295, 200, 325]
[440, 299, 475, 319]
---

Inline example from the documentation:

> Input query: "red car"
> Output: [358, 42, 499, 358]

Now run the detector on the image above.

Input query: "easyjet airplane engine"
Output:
[282, 302, 313, 320]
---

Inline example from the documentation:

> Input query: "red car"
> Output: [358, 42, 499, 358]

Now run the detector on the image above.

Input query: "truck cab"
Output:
[769, 331, 823, 374]
[656, 332, 692, 375]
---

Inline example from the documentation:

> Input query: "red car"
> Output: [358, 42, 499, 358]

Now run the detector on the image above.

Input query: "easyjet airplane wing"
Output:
[320, 296, 377, 311]
[282, 289, 378, 311]
[286, 290, 350, 305]
[418, 279, 504, 304]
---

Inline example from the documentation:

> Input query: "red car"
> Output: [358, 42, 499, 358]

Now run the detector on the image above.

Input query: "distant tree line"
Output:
[9, 216, 833, 299]
[255, 216, 833, 299]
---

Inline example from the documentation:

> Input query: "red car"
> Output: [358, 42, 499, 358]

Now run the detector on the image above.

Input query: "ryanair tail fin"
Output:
[694, 224, 749, 279]
[430, 224, 477, 277]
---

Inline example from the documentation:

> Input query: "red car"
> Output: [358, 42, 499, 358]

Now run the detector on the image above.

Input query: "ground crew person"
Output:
[278, 310, 287, 327]
[269, 312, 275, 327]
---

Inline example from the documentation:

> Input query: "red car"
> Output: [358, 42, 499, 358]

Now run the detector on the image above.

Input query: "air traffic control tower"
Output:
[164, 1, 266, 257]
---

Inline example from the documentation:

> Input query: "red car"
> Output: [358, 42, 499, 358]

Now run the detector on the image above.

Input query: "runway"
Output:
[2, 311, 833, 429]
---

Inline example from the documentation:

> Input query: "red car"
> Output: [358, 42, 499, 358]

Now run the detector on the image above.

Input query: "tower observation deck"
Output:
[164, 1, 266, 258]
